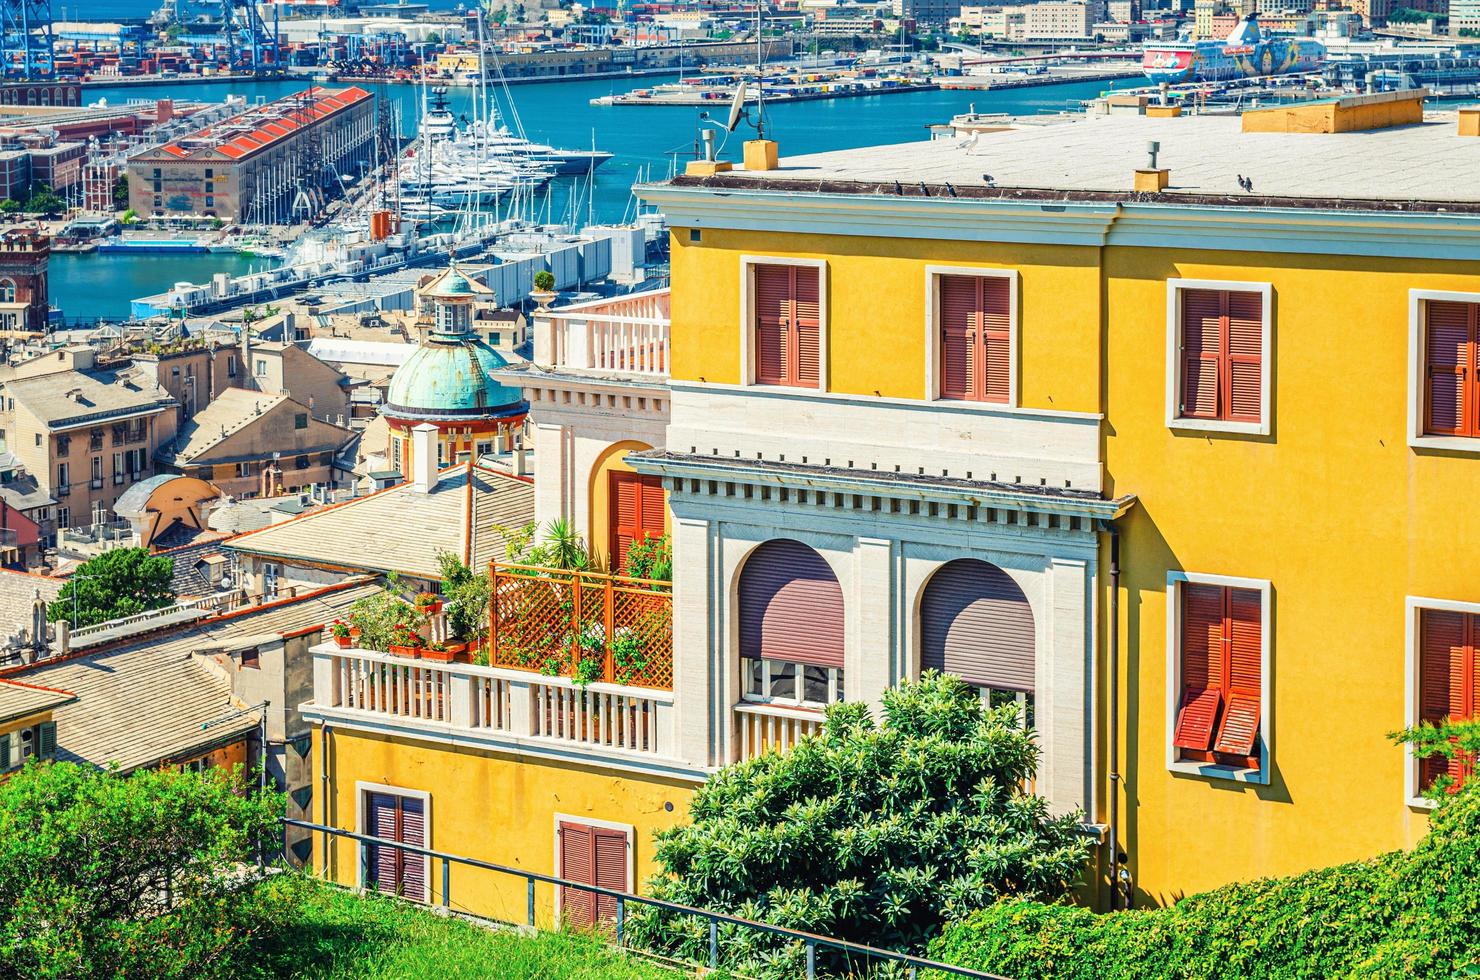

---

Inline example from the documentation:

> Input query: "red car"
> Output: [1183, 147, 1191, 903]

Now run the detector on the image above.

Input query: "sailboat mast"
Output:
[755, 0, 764, 139]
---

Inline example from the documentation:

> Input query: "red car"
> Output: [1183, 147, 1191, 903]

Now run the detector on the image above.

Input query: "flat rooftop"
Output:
[677, 111, 1480, 209]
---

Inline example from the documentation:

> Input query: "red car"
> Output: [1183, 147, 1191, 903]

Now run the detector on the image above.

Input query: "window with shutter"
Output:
[1422, 301, 1479, 438]
[560, 821, 628, 928]
[1173, 581, 1264, 771]
[938, 275, 1011, 404]
[738, 539, 844, 669]
[608, 471, 665, 574]
[1418, 609, 1477, 792]
[751, 264, 821, 389]
[366, 791, 427, 902]
[1175, 286, 1266, 427]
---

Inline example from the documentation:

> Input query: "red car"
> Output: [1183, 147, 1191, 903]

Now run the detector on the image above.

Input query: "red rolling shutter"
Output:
[938, 275, 1010, 403]
[793, 266, 821, 388]
[559, 821, 595, 926]
[753, 264, 821, 388]
[1180, 288, 1263, 423]
[1180, 290, 1223, 419]
[753, 265, 790, 386]
[1424, 301, 1476, 437]
[1419, 610, 1477, 790]
[592, 828, 628, 925]
[1174, 584, 1226, 752]
[609, 471, 665, 573]
[1225, 290, 1263, 423]
[919, 559, 1034, 692]
[738, 539, 844, 668]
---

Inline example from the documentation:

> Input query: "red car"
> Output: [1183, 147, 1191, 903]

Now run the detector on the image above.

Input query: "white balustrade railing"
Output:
[314, 645, 673, 758]
[733, 702, 825, 761]
[536, 288, 670, 377]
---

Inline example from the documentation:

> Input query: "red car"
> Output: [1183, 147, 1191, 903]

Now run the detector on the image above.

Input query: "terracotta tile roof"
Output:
[155, 86, 372, 164]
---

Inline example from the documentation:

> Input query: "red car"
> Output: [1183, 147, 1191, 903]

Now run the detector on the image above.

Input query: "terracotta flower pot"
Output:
[388, 644, 421, 658]
[417, 600, 443, 615]
[421, 646, 455, 663]
[333, 635, 352, 648]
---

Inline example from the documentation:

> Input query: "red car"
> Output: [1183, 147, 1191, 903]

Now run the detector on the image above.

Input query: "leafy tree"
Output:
[47, 547, 175, 626]
[112, 173, 129, 209]
[347, 571, 420, 651]
[426, 30, 443, 45]
[0, 761, 289, 979]
[23, 183, 64, 216]
[630, 673, 1089, 974]
[438, 550, 490, 642]
[931, 720, 1480, 979]
[0, 198, 18, 214]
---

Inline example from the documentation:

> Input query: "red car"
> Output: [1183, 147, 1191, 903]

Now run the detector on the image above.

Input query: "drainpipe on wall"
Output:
[320, 723, 333, 879]
[1103, 523, 1126, 911]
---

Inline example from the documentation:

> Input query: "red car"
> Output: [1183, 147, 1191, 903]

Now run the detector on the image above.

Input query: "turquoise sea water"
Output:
[64, 73, 1135, 318]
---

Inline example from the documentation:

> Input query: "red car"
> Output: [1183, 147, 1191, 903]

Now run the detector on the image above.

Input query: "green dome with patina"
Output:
[385, 335, 527, 422]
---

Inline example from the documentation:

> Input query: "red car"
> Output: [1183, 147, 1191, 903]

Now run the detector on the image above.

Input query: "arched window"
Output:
[738, 539, 844, 707]
[920, 559, 1035, 724]
[0, 279, 17, 303]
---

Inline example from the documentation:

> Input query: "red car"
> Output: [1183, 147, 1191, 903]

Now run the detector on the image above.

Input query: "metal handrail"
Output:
[283, 817, 1007, 980]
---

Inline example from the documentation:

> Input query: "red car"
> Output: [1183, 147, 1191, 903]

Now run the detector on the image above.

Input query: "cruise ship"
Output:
[1141, 15, 1325, 85]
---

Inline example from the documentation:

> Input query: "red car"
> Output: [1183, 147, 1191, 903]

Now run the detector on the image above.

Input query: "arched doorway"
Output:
[920, 558, 1035, 723]
[738, 540, 844, 707]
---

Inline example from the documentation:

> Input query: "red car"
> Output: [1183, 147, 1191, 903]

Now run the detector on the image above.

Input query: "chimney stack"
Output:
[411, 423, 439, 494]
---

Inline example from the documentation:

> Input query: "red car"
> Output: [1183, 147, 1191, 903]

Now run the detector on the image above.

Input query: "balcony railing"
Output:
[317, 646, 675, 758]
[488, 561, 673, 691]
[734, 702, 825, 761]
[534, 288, 670, 378]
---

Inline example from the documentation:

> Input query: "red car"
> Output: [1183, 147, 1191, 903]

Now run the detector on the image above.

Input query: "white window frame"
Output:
[355, 780, 432, 899]
[741, 658, 844, 709]
[1165, 570, 1272, 785]
[551, 813, 634, 931]
[1408, 289, 1480, 453]
[1403, 595, 1480, 809]
[923, 265, 1020, 407]
[739, 255, 829, 390]
[1165, 278, 1273, 436]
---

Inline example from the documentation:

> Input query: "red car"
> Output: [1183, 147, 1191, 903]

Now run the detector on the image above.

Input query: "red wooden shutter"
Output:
[1225, 291, 1263, 423]
[793, 266, 821, 388]
[559, 821, 595, 926]
[639, 476, 665, 537]
[1173, 584, 1227, 752]
[609, 472, 663, 573]
[1213, 588, 1262, 758]
[368, 793, 399, 897]
[938, 275, 977, 401]
[1180, 290, 1222, 419]
[738, 539, 844, 668]
[753, 265, 790, 386]
[1424, 301, 1476, 437]
[592, 828, 628, 925]
[981, 275, 1011, 404]
[398, 797, 426, 902]
[1419, 610, 1476, 790]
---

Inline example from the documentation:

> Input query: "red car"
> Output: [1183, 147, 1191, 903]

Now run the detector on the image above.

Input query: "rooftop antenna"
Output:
[754, 0, 765, 139]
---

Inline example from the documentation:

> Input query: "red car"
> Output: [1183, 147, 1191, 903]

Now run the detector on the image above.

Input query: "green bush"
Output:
[631, 673, 1089, 975]
[0, 761, 287, 979]
[931, 761, 1480, 978]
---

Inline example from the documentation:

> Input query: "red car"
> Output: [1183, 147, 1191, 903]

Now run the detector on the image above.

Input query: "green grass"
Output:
[257, 877, 684, 979]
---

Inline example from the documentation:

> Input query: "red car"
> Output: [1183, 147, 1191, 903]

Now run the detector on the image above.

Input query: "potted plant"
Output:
[330, 620, 353, 648]
[388, 622, 423, 658]
[422, 640, 454, 663]
[414, 591, 443, 615]
[531, 269, 557, 309]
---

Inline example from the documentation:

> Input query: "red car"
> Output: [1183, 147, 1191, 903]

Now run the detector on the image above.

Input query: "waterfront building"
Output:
[125, 87, 375, 225]
[0, 346, 176, 538]
[383, 265, 528, 480]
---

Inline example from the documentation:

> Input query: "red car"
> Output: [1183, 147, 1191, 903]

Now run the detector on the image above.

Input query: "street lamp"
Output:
[69, 571, 100, 631]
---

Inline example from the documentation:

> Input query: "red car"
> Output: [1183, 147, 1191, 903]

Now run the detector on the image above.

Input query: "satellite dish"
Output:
[726, 81, 748, 132]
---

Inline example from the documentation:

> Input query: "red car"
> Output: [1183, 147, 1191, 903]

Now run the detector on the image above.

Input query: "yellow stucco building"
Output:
[302, 91, 1480, 918]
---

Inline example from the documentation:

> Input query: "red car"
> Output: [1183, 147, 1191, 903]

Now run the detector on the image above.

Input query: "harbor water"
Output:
[66, 72, 1135, 318]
